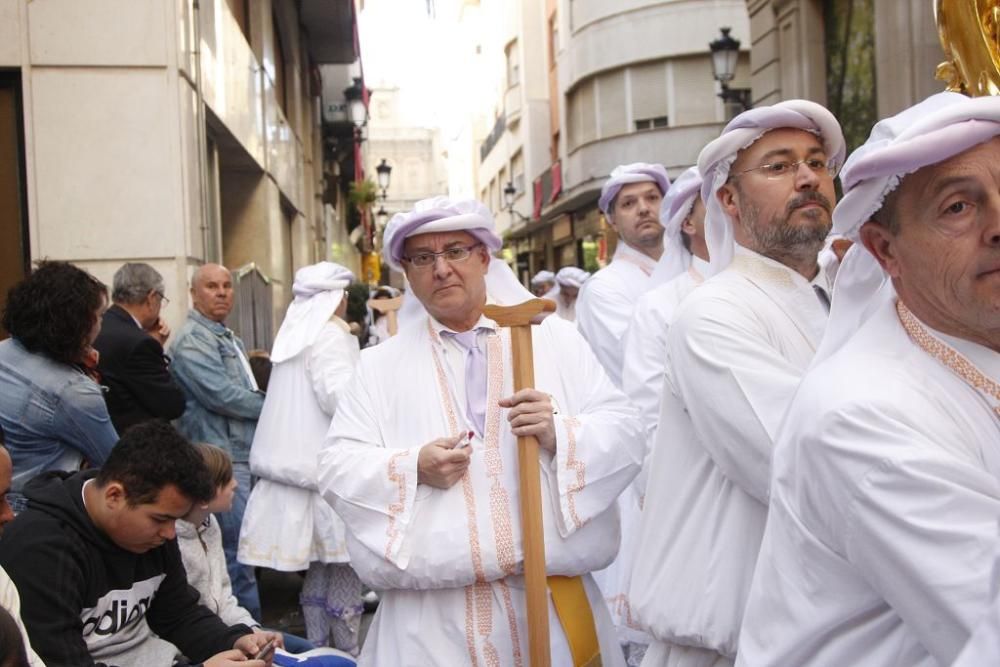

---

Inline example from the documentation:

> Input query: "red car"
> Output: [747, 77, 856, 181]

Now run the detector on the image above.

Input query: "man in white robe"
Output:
[553, 267, 590, 322]
[317, 197, 643, 667]
[622, 166, 709, 456]
[576, 163, 671, 388]
[629, 101, 846, 667]
[530, 270, 556, 298]
[599, 168, 708, 664]
[238, 262, 363, 653]
[737, 92, 1000, 667]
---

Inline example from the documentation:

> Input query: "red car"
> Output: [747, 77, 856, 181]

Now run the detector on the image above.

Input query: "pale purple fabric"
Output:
[382, 197, 502, 273]
[445, 329, 488, 436]
[598, 163, 671, 215]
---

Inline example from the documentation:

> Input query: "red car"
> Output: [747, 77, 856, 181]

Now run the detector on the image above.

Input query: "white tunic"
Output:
[953, 558, 1000, 667]
[318, 313, 643, 666]
[576, 242, 661, 388]
[737, 288, 1000, 667]
[629, 247, 829, 659]
[239, 319, 360, 570]
[622, 256, 709, 459]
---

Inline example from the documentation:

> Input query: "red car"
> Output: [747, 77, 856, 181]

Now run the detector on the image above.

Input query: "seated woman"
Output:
[0, 261, 118, 512]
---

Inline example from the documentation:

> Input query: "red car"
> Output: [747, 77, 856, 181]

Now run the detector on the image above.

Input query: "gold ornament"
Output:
[934, 0, 1000, 96]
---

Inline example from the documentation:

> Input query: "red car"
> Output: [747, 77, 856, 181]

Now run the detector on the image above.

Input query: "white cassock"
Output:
[736, 285, 1000, 667]
[239, 319, 359, 569]
[622, 256, 710, 461]
[953, 541, 1000, 667]
[630, 247, 830, 666]
[576, 242, 661, 388]
[592, 256, 708, 646]
[318, 311, 643, 666]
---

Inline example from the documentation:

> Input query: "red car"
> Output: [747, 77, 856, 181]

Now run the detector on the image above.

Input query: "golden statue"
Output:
[934, 0, 1000, 96]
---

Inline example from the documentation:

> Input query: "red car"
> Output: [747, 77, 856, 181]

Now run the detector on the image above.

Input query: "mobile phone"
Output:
[253, 638, 276, 661]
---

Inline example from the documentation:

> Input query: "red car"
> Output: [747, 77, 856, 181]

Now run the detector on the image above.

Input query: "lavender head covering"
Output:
[696, 100, 846, 277]
[382, 196, 533, 315]
[651, 166, 703, 283]
[598, 163, 671, 215]
[383, 196, 503, 273]
[814, 92, 1000, 364]
[555, 266, 591, 289]
[531, 270, 556, 286]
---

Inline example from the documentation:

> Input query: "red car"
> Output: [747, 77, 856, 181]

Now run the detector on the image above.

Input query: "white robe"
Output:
[239, 319, 360, 570]
[317, 313, 643, 666]
[576, 242, 661, 389]
[630, 247, 830, 661]
[622, 256, 710, 462]
[736, 286, 1000, 667]
[953, 556, 1000, 667]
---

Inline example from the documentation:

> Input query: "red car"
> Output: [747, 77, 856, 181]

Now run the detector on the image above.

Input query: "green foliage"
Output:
[348, 179, 378, 207]
[824, 0, 877, 152]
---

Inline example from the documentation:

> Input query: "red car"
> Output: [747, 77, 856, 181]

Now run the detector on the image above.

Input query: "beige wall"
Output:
[3, 0, 350, 334]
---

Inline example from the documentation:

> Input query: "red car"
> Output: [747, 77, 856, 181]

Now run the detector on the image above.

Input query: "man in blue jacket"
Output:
[170, 263, 264, 621]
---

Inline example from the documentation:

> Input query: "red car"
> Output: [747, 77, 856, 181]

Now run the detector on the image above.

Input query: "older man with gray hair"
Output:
[93, 262, 185, 434]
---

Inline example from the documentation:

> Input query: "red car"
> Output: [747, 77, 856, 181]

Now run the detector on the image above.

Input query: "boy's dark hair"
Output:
[96, 420, 214, 506]
[2, 261, 108, 366]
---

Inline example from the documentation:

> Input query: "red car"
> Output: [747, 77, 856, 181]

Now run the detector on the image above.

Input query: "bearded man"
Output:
[629, 101, 845, 667]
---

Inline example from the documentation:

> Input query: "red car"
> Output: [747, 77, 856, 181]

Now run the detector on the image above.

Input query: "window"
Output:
[597, 69, 626, 137]
[567, 78, 596, 150]
[630, 61, 668, 131]
[272, 11, 288, 117]
[548, 16, 559, 68]
[634, 116, 669, 131]
[511, 151, 525, 196]
[505, 40, 520, 88]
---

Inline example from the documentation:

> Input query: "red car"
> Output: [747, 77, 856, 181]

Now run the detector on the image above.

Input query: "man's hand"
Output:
[499, 389, 556, 453]
[204, 648, 265, 666]
[417, 435, 471, 489]
[146, 318, 171, 345]
[234, 630, 282, 665]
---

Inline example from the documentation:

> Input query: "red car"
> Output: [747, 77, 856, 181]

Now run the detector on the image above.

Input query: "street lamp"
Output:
[709, 27, 750, 113]
[376, 159, 392, 201]
[376, 205, 389, 229]
[343, 77, 368, 130]
[503, 181, 530, 223]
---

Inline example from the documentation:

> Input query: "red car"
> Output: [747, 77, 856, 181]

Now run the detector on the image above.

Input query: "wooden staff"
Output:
[367, 295, 403, 336]
[483, 298, 556, 667]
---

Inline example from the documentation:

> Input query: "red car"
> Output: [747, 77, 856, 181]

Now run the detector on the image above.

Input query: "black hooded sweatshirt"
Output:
[0, 470, 251, 666]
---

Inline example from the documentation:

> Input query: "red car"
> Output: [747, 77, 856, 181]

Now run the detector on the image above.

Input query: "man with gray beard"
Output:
[630, 101, 845, 667]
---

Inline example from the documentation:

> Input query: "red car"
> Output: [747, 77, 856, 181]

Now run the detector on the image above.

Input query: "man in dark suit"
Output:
[93, 263, 185, 433]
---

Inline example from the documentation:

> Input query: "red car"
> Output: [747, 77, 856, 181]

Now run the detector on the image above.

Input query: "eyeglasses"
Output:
[402, 243, 483, 269]
[735, 157, 839, 180]
[154, 291, 170, 306]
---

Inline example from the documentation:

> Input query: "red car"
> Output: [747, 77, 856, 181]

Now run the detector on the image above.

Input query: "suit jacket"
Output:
[93, 304, 186, 433]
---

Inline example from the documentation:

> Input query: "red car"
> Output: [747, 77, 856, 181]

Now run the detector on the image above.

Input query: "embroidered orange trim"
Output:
[896, 300, 1000, 417]
[384, 450, 410, 561]
[563, 416, 585, 529]
[606, 593, 645, 631]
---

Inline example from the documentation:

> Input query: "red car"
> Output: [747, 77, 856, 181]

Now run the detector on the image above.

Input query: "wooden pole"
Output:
[483, 298, 556, 667]
[368, 295, 403, 336]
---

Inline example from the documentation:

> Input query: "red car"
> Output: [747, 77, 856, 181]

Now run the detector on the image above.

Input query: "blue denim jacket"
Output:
[169, 310, 264, 462]
[0, 338, 119, 497]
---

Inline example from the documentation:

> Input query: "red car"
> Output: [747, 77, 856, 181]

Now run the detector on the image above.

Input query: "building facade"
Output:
[0, 0, 366, 344]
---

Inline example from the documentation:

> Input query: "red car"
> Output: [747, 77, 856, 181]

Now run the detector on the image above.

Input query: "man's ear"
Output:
[858, 221, 900, 277]
[103, 481, 128, 511]
[717, 183, 740, 222]
[681, 214, 696, 236]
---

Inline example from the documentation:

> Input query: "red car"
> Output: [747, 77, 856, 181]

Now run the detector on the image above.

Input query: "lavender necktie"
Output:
[447, 329, 487, 436]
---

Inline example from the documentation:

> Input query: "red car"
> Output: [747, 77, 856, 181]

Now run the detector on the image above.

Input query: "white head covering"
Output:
[531, 270, 555, 286]
[598, 163, 672, 215]
[270, 261, 355, 363]
[696, 100, 847, 277]
[814, 91, 1000, 364]
[651, 166, 703, 283]
[381, 196, 533, 311]
[555, 266, 591, 288]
